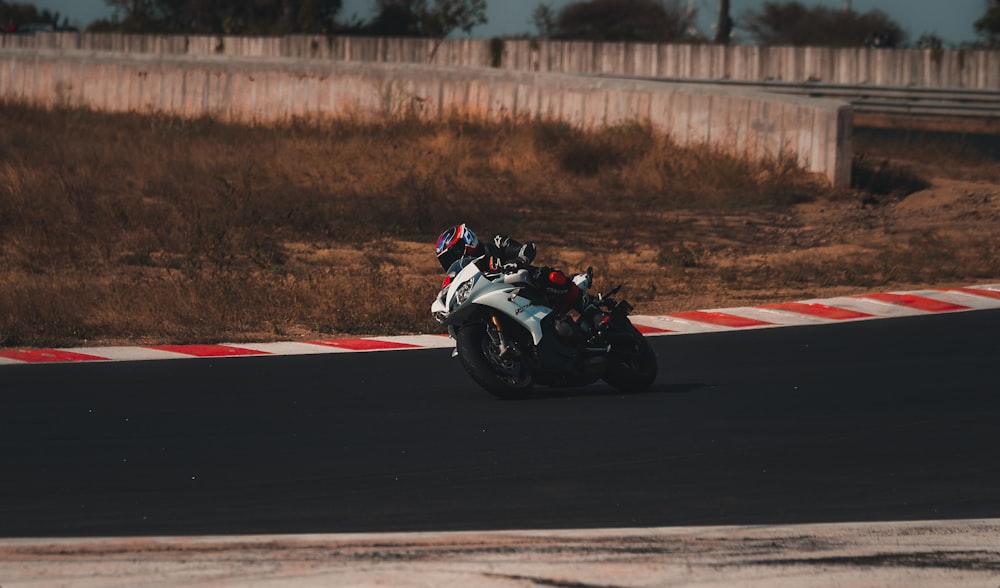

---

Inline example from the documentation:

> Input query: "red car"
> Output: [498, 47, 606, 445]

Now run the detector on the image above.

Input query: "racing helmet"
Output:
[435, 223, 483, 271]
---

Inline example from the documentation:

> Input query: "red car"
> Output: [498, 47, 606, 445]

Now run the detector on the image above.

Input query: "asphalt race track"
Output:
[2, 310, 999, 538]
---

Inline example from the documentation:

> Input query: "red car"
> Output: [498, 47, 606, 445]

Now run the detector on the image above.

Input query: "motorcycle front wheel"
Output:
[455, 319, 535, 399]
[602, 328, 658, 393]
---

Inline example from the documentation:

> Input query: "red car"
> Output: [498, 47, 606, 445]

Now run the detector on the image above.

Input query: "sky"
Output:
[30, 0, 989, 45]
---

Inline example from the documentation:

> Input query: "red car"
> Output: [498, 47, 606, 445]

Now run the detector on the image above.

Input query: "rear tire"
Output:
[455, 320, 535, 399]
[602, 329, 658, 393]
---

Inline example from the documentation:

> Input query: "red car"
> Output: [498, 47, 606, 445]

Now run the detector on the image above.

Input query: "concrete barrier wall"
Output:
[0, 49, 851, 185]
[2, 32, 997, 89]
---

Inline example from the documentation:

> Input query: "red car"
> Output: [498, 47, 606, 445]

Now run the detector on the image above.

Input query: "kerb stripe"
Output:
[763, 302, 873, 320]
[147, 344, 270, 357]
[858, 293, 969, 312]
[0, 349, 107, 363]
[668, 310, 774, 328]
[946, 287, 1000, 301]
[308, 338, 421, 351]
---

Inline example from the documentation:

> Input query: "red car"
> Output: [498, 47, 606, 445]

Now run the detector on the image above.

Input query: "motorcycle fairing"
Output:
[435, 256, 553, 344]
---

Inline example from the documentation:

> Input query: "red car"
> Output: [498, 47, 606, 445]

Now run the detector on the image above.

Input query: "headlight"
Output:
[454, 278, 474, 306]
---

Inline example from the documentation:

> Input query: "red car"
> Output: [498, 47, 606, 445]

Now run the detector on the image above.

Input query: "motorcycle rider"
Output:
[435, 223, 590, 313]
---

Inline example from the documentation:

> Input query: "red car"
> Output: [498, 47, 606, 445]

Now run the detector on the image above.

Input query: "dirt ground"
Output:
[3, 106, 997, 348]
[616, 175, 1000, 314]
[1, 519, 998, 587]
[121, 173, 995, 350]
[291, 174, 1000, 339]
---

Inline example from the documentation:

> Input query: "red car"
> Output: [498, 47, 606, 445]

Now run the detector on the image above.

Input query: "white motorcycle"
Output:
[431, 256, 658, 399]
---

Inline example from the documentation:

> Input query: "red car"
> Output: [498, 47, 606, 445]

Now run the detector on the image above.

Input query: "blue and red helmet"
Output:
[435, 223, 484, 271]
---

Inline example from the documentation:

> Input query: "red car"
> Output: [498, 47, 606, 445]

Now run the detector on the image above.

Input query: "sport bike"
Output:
[431, 257, 658, 399]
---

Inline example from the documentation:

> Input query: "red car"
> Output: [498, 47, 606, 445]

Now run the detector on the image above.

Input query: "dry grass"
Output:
[1, 103, 996, 348]
[852, 128, 1000, 184]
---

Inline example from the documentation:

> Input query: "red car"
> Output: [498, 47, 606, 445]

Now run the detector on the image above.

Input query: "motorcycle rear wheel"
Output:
[455, 321, 535, 399]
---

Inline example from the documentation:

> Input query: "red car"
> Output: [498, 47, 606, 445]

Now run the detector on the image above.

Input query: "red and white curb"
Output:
[629, 284, 1000, 334]
[2, 284, 998, 366]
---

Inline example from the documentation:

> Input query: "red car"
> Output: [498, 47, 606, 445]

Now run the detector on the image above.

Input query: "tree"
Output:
[102, 0, 161, 31]
[741, 1, 906, 47]
[915, 32, 944, 50]
[1, 1, 68, 29]
[429, 0, 486, 36]
[975, 0, 1000, 46]
[552, 0, 697, 43]
[295, 0, 341, 33]
[365, 0, 486, 37]
[100, 0, 341, 34]
[714, 0, 732, 44]
[532, 2, 557, 38]
[366, 0, 420, 35]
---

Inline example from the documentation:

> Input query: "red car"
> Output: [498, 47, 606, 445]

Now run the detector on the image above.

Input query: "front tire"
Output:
[455, 320, 535, 399]
[602, 329, 658, 393]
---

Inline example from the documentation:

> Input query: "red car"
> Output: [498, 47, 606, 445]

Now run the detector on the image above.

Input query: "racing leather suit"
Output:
[485, 235, 587, 313]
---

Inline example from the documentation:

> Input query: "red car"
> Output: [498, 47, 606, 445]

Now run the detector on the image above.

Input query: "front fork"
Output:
[486, 313, 512, 358]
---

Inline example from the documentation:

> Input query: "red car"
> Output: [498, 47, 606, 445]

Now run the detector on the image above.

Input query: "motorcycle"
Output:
[431, 256, 658, 399]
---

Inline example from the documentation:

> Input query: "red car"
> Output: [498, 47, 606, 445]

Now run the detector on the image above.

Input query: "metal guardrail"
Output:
[603, 75, 1000, 121]
[761, 81, 999, 120]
